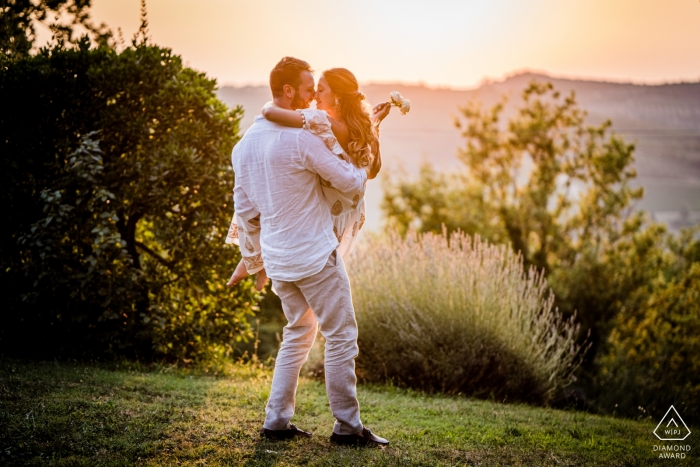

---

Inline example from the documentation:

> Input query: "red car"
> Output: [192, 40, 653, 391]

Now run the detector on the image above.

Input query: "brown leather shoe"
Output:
[330, 427, 389, 448]
[260, 423, 312, 440]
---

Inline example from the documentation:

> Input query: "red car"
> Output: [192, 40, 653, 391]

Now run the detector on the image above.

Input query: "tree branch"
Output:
[134, 241, 175, 269]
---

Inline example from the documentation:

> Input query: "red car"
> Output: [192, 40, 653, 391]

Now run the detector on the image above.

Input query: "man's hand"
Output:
[372, 102, 391, 123]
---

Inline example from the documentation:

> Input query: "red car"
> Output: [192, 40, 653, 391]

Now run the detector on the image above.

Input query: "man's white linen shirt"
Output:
[232, 115, 367, 282]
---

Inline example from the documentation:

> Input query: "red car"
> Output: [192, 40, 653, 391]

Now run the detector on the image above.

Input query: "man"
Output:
[231, 57, 389, 448]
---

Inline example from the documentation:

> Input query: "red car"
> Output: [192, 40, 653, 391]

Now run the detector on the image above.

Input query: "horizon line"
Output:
[219, 69, 700, 91]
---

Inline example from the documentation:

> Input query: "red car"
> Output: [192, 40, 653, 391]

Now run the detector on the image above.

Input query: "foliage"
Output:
[0, 0, 112, 58]
[381, 80, 700, 417]
[385, 81, 641, 271]
[596, 225, 700, 420]
[381, 164, 496, 239]
[383, 82, 642, 344]
[347, 229, 586, 404]
[0, 41, 260, 361]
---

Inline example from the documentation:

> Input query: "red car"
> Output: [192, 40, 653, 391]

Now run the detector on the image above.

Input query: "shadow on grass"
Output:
[242, 437, 292, 466]
[0, 358, 214, 466]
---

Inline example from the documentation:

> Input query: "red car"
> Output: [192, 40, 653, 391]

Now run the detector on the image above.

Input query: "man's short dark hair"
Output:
[270, 57, 313, 98]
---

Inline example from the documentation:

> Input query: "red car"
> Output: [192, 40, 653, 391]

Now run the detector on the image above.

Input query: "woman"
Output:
[226, 68, 392, 289]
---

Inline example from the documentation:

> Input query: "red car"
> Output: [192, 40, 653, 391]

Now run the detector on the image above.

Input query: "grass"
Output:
[1, 359, 696, 466]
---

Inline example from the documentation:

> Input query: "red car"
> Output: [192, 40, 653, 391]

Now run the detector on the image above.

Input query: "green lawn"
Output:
[0, 359, 696, 466]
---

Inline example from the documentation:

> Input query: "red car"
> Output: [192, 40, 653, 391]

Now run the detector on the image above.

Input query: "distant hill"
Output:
[218, 73, 700, 232]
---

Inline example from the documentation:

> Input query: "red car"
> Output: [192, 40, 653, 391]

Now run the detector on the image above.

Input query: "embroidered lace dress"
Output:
[226, 109, 367, 266]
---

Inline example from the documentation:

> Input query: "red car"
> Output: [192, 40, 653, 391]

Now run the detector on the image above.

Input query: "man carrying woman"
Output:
[230, 56, 390, 447]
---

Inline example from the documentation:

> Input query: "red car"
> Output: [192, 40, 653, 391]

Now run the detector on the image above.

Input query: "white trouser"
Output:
[263, 251, 363, 435]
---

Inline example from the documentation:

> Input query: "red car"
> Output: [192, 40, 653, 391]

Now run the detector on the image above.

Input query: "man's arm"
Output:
[236, 213, 264, 274]
[298, 131, 369, 192]
[231, 142, 260, 221]
[233, 184, 260, 221]
[232, 180, 263, 273]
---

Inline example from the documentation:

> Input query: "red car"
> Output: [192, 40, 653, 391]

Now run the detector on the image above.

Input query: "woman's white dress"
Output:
[226, 109, 366, 270]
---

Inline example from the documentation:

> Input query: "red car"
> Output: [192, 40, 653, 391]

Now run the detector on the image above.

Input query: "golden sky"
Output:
[41, 0, 700, 88]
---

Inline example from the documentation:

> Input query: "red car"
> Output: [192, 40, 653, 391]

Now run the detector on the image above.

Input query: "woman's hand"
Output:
[372, 101, 391, 123]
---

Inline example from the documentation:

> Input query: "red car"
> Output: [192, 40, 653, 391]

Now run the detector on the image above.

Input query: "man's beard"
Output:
[291, 90, 309, 110]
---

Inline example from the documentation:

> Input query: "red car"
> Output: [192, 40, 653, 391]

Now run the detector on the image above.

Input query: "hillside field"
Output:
[1, 359, 696, 466]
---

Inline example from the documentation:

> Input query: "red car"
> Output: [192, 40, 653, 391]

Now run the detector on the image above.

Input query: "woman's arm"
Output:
[331, 103, 389, 160]
[365, 102, 389, 179]
[368, 135, 382, 179]
[262, 102, 351, 153]
[261, 102, 304, 128]
[372, 101, 391, 124]
[262, 102, 354, 154]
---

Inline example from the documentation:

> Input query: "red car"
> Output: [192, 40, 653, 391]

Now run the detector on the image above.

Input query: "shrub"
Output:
[595, 226, 700, 420]
[347, 229, 586, 404]
[0, 41, 260, 361]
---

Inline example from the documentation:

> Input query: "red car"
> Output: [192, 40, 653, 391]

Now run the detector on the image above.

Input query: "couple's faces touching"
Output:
[315, 76, 336, 117]
[288, 72, 337, 116]
[287, 70, 315, 110]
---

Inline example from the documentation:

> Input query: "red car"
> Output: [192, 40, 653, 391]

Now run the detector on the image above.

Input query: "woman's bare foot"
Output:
[228, 260, 268, 291]
[227, 260, 249, 287]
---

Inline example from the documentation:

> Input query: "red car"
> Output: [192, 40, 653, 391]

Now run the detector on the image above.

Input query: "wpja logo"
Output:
[652, 405, 691, 459]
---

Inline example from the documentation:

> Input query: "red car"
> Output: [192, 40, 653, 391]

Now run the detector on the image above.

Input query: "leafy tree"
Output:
[382, 164, 496, 239]
[386, 82, 641, 273]
[1, 0, 112, 58]
[383, 82, 641, 344]
[0, 40, 259, 361]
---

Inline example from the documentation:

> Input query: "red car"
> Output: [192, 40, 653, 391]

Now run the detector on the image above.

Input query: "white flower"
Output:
[389, 91, 411, 115]
[399, 98, 411, 115]
[390, 91, 404, 105]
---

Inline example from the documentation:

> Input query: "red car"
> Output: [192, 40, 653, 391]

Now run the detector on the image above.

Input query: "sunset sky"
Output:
[39, 0, 700, 89]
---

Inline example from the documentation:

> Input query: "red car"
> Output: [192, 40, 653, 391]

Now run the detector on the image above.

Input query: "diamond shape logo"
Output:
[654, 406, 691, 441]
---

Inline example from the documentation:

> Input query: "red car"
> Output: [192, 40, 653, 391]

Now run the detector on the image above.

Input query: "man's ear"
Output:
[282, 84, 295, 100]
